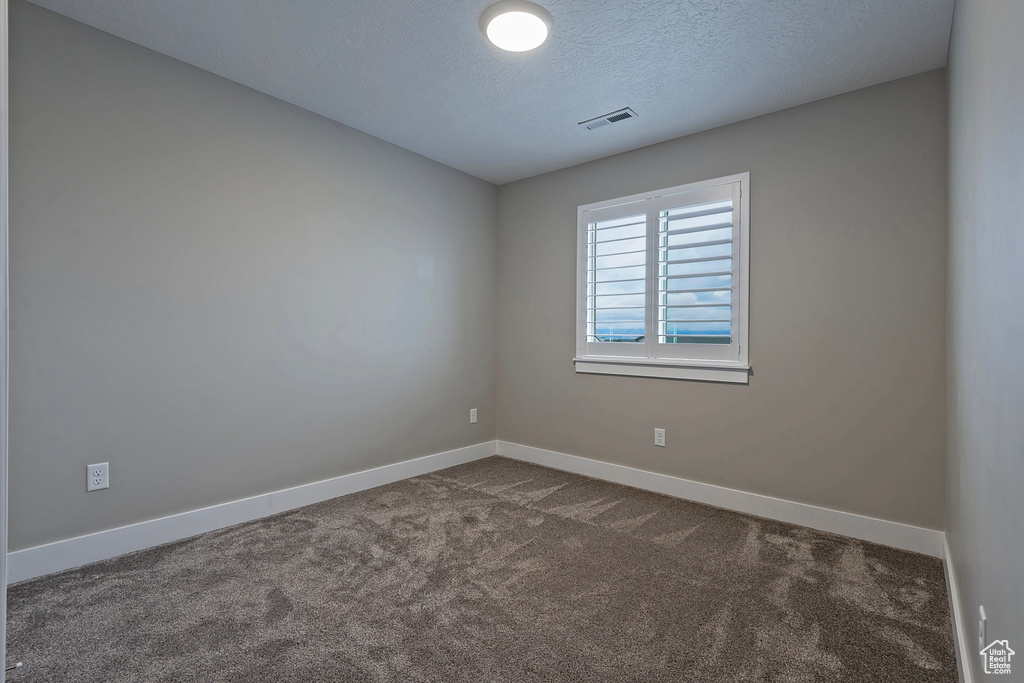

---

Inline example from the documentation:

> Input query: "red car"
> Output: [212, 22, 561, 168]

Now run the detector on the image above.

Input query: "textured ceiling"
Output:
[26, 0, 954, 184]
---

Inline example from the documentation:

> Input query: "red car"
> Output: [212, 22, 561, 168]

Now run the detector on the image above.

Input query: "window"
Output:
[575, 173, 749, 383]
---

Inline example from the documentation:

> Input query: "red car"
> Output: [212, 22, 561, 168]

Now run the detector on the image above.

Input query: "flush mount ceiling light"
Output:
[480, 0, 553, 53]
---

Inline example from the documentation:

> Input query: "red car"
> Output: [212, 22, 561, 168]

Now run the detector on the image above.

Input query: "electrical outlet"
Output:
[470, 408, 478, 424]
[654, 428, 666, 447]
[979, 605, 987, 652]
[87, 462, 109, 492]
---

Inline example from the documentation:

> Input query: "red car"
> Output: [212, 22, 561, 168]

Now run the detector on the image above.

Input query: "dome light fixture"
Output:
[480, 1, 553, 53]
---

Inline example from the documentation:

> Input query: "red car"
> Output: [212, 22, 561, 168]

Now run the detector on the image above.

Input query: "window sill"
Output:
[573, 357, 750, 384]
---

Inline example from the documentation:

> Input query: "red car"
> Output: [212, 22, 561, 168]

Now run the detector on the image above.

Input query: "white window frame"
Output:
[574, 173, 750, 384]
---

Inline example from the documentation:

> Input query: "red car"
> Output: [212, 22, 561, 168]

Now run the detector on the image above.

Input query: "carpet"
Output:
[5, 456, 958, 682]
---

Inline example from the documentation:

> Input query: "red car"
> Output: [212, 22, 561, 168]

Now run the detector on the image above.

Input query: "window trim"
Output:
[575, 172, 750, 384]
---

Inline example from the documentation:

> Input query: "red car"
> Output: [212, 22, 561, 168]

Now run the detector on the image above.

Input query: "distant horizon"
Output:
[593, 331, 731, 345]
[593, 321, 731, 343]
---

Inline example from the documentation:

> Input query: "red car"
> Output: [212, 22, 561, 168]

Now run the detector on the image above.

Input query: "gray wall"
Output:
[947, 1, 1024, 679]
[496, 71, 948, 530]
[8, 1, 497, 551]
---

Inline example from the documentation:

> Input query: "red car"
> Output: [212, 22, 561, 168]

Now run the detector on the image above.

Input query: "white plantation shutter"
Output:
[581, 200, 650, 357]
[576, 174, 749, 381]
[654, 182, 741, 362]
[586, 212, 647, 344]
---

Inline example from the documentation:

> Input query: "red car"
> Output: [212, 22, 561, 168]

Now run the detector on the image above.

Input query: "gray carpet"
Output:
[5, 456, 957, 682]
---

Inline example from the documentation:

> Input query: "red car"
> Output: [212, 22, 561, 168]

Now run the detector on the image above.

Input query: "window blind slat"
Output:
[595, 235, 648, 250]
[663, 216, 733, 236]
[594, 277, 646, 286]
[662, 254, 733, 266]
[594, 231, 647, 247]
[661, 260, 732, 278]
[590, 214, 646, 230]
[594, 281, 645, 296]
[659, 270, 732, 279]
[662, 243, 734, 262]
[661, 291, 732, 306]
[665, 227, 732, 247]
[596, 252, 645, 269]
[662, 274, 732, 289]
[659, 317, 732, 323]
[595, 266, 646, 282]
[659, 285, 732, 294]
[662, 237, 732, 251]
[594, 238, 646, 256]
[593, 223, 646, 242]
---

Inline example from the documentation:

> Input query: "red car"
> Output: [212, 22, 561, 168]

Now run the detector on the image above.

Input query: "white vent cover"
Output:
[579, 108, 638, 131]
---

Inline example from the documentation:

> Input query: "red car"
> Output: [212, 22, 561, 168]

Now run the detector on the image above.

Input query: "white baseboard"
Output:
[496, 441, 945, 558]
[7, 441, 497, 583]
[943, 535, 974, 683]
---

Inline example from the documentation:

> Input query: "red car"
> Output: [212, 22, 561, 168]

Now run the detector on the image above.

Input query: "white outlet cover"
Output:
[655, 428, 666, 447]
[87, 462, 110, 492]
[470, 408, 478, 424]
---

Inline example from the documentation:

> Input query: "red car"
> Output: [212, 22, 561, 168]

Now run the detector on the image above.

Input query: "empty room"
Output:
[0, 0, 1021, 681]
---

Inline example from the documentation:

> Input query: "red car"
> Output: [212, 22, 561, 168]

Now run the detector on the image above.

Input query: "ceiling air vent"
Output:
[579, 107, 638, 131]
